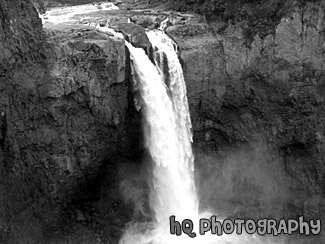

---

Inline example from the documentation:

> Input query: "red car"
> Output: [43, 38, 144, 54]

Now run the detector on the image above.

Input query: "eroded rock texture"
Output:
[1, 0, 325, 243]
[0, 1, 141, 242]
[167, 1, 325, 237]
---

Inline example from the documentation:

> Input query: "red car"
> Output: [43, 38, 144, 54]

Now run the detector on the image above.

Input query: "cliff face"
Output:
[171, 2, 325, 153]
[167, 0, 325, 232]
[1, 0, 325, 243]
[0, 0, 44, 75]
[0, 1, 141, 242]
[0, 0, 45, 240]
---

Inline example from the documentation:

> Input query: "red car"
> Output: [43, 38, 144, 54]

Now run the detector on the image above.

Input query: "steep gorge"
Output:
[0, 0, 325, 243]
[169, 1, 325, 224]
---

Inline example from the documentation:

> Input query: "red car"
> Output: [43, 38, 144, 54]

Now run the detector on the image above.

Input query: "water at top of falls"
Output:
[40, 1, 118, 25]
[119, 32, 285, 244]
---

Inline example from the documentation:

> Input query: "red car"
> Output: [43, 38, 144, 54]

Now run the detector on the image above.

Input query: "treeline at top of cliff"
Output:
[163, 0, 320, 19]
[151, 0, 322, 43]
[31, 0, 323, 44]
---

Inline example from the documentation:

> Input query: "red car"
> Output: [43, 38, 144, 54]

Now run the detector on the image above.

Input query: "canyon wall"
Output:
[0, 1, 141, 242]
[1, 0, 325, 243]
[166, 1, 325, 238]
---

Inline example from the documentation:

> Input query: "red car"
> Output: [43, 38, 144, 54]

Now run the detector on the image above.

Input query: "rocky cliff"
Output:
[166, 1, 325, 242]
[0, 1, 142, 242]
[1, 0, 325, 243]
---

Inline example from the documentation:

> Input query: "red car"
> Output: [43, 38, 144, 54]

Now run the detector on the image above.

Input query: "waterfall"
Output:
[145, 30, 199, 227]
[120, 30, 199, 244]
[120, 31, 284, 244]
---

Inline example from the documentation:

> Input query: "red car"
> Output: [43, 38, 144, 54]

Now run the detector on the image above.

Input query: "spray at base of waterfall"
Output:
[118, 31, 286, 244]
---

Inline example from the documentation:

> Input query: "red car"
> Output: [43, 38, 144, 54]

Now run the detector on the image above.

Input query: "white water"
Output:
[146, 30, 199, 227]
[39, 1, 118, 25]
[120, 35, 199, 244]
[120, 32, 285, 244]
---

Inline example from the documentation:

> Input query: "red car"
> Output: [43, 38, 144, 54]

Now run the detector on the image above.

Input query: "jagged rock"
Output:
[0, 0, 44, 75]
[0, 2, 140, 241]
[166, 24, 228, 135]
[167, 1, 325, 233]
[129, 15, 159, 29]
[110, 22, 152, 51]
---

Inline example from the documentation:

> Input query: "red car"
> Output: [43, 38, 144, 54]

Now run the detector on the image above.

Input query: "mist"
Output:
[194, 143, 291, 220]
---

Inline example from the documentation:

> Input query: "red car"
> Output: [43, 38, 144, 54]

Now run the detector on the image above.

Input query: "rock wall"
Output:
[0, 1, 141, 242]
[167, 0, 325, 235]
[0, 0, 45, 240]
[0, 0, 44, 75]
[1, 0, 325, 242]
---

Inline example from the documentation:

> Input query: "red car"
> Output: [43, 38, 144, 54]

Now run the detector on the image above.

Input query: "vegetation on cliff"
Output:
[162, 0, 322, 44]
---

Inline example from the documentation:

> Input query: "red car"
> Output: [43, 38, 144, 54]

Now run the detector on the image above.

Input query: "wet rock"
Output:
[167, 24, 228, 135]
[167, 1, 325, 229]
[110, 22, 152, 51]
[129, 15, 159, 29]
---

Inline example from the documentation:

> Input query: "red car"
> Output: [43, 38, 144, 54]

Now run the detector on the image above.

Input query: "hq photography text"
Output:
[169, 216, 321, 238]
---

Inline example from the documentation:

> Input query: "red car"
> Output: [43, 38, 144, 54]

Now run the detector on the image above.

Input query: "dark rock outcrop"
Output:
[0, 0, 44, 75]
[0, 1, 140, 242]
[167, 1, 325, 237]
[110, 22, 152, 51]
[166, 23, 228, 141]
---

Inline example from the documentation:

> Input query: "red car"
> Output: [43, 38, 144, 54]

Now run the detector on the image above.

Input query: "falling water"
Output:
[146, 30, 199, 226]
[120, 31, 285, 244]
[121, 38, 199, 243]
